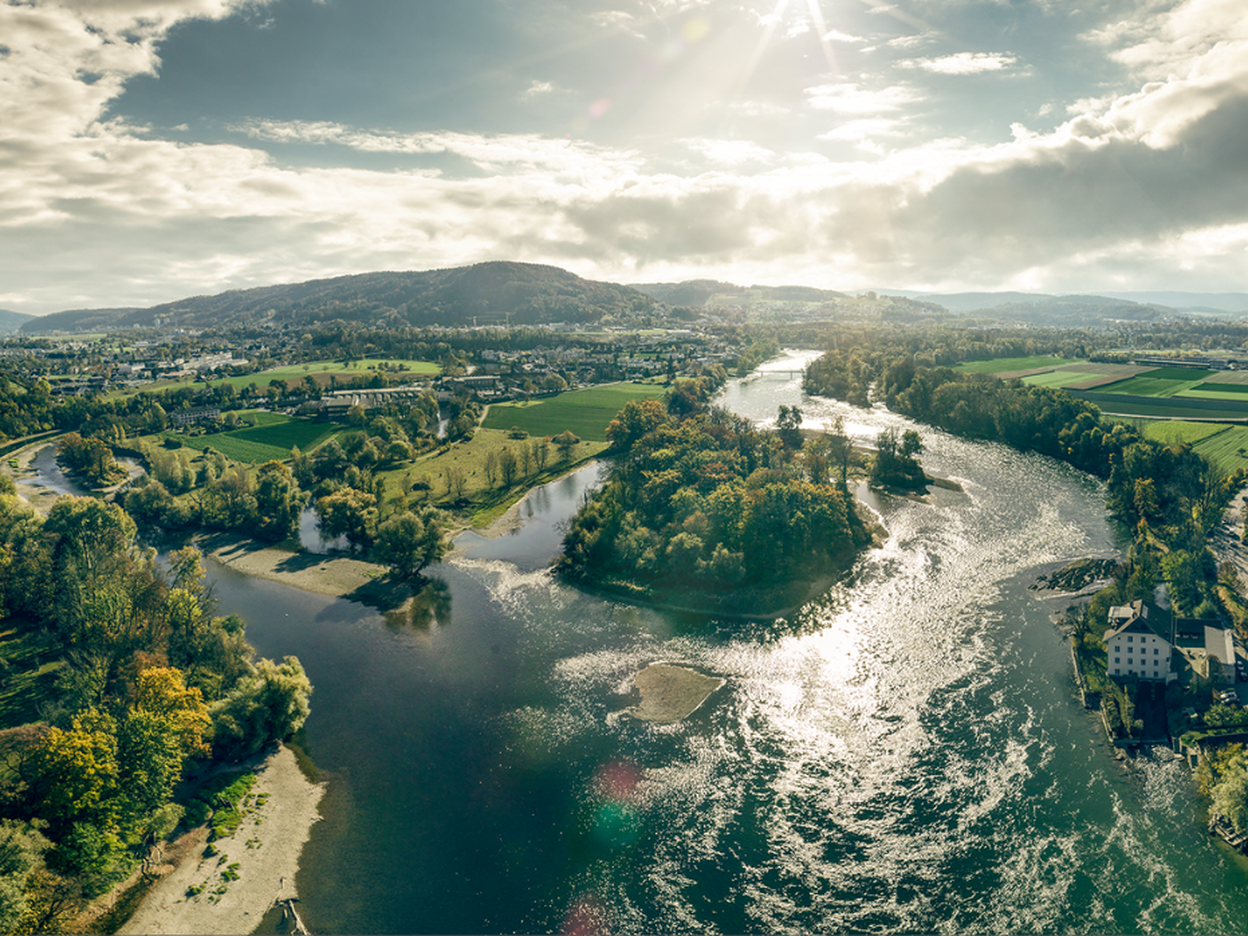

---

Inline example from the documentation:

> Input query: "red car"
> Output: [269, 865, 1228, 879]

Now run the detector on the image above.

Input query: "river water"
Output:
[194, 352, 1248, 934]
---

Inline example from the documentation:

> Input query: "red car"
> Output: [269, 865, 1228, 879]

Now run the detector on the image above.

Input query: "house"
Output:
[1104, 600, 1173, 682]
[1174, 617, 1237, 681]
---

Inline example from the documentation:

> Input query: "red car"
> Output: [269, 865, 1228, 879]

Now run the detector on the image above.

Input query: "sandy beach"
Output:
[205, 533, 389, 598]
[118, 745, 325, 936]
[3, 440, 69, 514]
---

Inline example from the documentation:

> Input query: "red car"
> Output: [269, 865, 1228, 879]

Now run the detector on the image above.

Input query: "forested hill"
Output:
[634, 280, 850, 306]
[0, 309, 35, 334]
[22, 262, 654, 333]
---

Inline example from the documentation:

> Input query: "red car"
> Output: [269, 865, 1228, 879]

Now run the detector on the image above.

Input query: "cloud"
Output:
[803, 82, 920, 114]
[900, 52, 1019, 74]
[2, 0, 1248, 313]
[522, 80, 554, 98]
[823, 29, 866, 44]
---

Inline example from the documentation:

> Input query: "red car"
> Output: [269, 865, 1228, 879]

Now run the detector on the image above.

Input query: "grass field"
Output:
[1191, 427, 1248, 475]
[1141, 420, 1230, 445]
[166, 414, 341, 462]
[1097, 372, 1216, 397]
[1133, 420, 1248, 474]
[1022, 371, 1112, 388]
[481, 383, 667, 442]
[954, 356, 1072, 374]
[203, 358, 439, 391]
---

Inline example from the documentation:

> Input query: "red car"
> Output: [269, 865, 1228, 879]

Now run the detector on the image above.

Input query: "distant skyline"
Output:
[2, 0, 1246, 317]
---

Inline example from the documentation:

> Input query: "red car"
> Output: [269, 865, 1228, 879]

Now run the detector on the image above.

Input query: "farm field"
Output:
[1192, 427, 1248, 475]
[1096, 369, 1217, 397]
[203, 358, 439, 391]
[1021, 370, 1113, 389]
[1141, 420, 1230, 445]
[164, 414, 341, 463]
[1180, 384, 1248, 400]
[1133, 420, 1248, 475]
[953, 356, 1073, 374]
[482, 383, 666, 442]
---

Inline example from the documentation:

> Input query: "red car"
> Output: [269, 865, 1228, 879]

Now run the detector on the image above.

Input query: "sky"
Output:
[2, 0, 1247, 316]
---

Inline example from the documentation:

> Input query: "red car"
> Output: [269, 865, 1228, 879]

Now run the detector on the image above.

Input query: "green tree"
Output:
[375, 508, 449, 579]
[317, 487, 379, 548]
[254, 461, 305, 542]
[210, 657, 312, 760]
[554, 430, 579, 463]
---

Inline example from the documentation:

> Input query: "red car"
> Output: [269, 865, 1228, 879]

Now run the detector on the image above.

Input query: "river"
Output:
[194, 352, 1248, 934]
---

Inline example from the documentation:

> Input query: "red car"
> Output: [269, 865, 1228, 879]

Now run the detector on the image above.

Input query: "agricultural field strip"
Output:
[482, 383, 666, 442]
[953, 355, 1073, 374]
[1191, 427, 1248, 474]
[162, 415, 339, 463]
[1142, 420, 1230, 445]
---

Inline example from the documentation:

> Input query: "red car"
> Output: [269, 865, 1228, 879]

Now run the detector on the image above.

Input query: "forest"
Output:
[0, 483, 311, 932]
[558, 379, 873, 615]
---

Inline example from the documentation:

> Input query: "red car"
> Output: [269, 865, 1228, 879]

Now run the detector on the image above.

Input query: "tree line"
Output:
[0, 482, 311, 931]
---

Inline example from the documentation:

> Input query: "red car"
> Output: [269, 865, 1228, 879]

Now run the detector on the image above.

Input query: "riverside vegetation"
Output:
[804, 327, 1248, 836]
[558, 379, 875, 615]
[0, 480, 311, 932]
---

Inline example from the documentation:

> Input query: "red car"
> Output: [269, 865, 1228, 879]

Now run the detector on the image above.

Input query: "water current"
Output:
[193, 352, 1248, 934]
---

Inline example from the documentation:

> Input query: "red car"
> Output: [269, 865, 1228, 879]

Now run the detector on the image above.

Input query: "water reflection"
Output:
[384, 577, 452, 632]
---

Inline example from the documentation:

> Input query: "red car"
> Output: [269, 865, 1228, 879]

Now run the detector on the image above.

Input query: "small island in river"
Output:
[627, 664, 725, 723]
[557, 390, 876, 617]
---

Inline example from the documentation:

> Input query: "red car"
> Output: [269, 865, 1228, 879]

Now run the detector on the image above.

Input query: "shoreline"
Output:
[117, 745, 326, 936]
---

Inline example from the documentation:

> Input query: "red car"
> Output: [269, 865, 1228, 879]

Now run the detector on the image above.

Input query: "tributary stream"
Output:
[195, 353, 1248, 934]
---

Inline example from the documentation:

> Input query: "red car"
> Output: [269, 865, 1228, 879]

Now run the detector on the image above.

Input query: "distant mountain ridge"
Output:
[21, 262, 654, 334]
[634, 280, 849, 307]
[0, 309, 34, 334]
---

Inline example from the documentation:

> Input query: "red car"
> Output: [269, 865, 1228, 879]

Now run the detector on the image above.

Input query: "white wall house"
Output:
[1104, 600, 1173, 682]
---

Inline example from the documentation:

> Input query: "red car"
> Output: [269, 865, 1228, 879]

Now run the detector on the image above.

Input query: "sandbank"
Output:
[626, 664, 725, 723]
[118, 745, 325, 936]
[205, 534, 387, 598]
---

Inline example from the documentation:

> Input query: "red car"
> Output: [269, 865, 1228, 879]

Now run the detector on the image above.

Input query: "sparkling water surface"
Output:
[199, 355, 1248, 934]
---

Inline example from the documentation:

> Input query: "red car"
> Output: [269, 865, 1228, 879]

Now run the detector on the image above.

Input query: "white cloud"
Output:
[823, 29, 866, 43]
[2, 0, 1248, 313]
[803, 82, 920, 114]
[899, 52, 1018, 74]
[522, 80, 554, 99]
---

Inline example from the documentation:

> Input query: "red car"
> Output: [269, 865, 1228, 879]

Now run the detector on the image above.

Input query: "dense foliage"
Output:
[0, 494, 311, 930]
[559, 391, 872, 614]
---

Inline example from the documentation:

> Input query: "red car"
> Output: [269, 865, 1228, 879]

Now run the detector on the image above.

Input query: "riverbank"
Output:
[3, 440, 67, 514]
[204, 533, 388, 598]
[118, 744, 325, 936]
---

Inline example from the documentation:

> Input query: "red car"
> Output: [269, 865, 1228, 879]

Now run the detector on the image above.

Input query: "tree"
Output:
[210, 657, 312, 760]
[444, 467, 467, 501]
[554, 431, 579, 463]
[30, 710, 119, 832]
[605, 398, 668, 452]
[776, 405, 804, 449]
[317, 487, 378, 548]
[483, 450, 499, 487]
[254, 461, 305, 542]
[375, 508, 450, 579]
[499, 448, 518, 487]
[0, 820, 51, 935]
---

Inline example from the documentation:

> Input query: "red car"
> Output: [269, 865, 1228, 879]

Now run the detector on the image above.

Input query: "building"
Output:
[1174, 616, 1237, 681]
[1104, 600, 1173, 681]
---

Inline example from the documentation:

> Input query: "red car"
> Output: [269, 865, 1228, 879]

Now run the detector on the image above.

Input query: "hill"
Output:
[896, 291, 1173, 325]
[0, 309, 35, 334]
[634, 280, 849, 307]
[22, 262, 654, 333]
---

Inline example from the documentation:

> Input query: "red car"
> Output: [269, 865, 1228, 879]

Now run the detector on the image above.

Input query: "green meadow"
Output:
[165, 413, 341, 463]
[482, 383, 667, 442]
[953, 356, 1073, 374]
